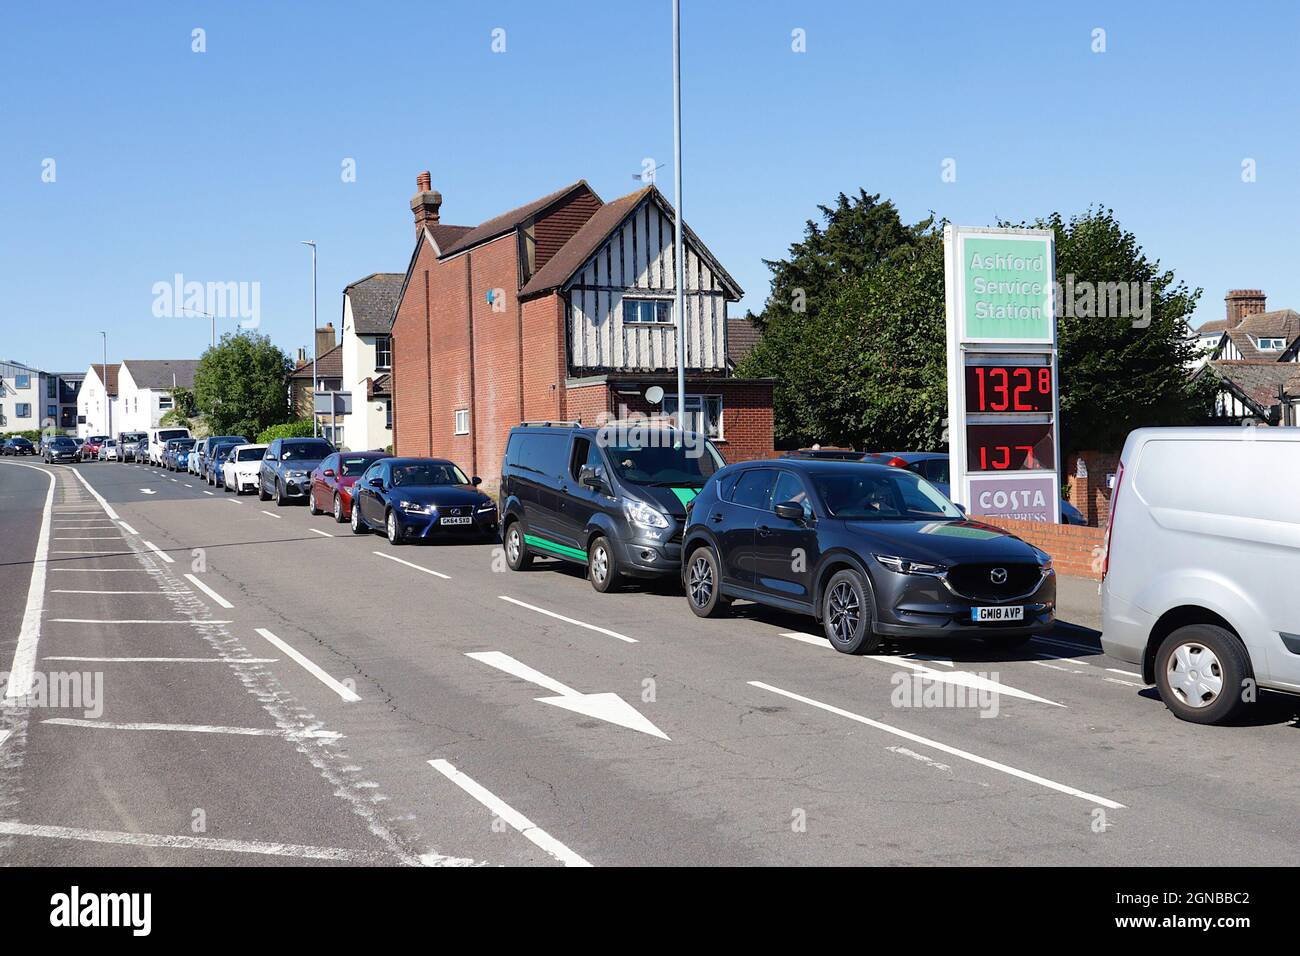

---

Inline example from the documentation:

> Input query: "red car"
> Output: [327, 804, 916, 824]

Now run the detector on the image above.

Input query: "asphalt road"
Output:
[1, 457, 1297, 866]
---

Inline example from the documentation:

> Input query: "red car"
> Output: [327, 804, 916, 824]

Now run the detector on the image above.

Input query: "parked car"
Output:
[191, 435, 248, 478]
[682, 457, 1056, 653]
[97, 438, 119, 461]
[787, 450, 1088, 526]
[162, 438, 195, 471]
[499, 421, 725, 592]
[80, 435, 108, 461]
[148, 426, 192, 465]
[258, 437, 335, 505]
[128, 436, 150, 464]
[309, 451, 390, 522]
[202, 440, 243, 485]
[1101, 427, 1300, 725]
[350, 457, 496, 545]
[116, 431, 149, 462]
[1, 437, 36, 456]
[43, 436, 79, 463]
[221, 443, 268, 495]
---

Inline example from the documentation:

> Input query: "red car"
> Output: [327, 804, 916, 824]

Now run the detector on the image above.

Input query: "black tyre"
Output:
[333, 494, 345, 523]
[1154, 624, 1252, 725]
[308, 490, 322, 516]
[587, 535, 621, 593]
[685, 546, 728, 618]
[386, 509, 404, 545]
[258, 478, 271, 501]
[503, 521, 532, 571]
[350, 501, 367, 534]
[275, 480, 287, 506]
[821, 569, 880, 655]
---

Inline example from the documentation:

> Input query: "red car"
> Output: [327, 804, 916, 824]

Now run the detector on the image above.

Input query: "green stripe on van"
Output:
[524, 534, 588, 562]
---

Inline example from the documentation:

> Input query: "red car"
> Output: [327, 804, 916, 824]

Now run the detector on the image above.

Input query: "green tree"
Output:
[158, 386, 198, 429]
[256, 420, 315, 444]
[739, 189, 932, 445]
[193, 332, 293, 440]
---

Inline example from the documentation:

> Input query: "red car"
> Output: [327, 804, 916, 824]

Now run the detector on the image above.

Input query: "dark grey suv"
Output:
[258, 437, 334, 505]
[499, 421, 725, 592]
[681, 458, 1056, 653]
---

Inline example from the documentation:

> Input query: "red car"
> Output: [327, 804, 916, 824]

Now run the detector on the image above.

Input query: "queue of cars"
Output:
[92, 419, 1299, 726]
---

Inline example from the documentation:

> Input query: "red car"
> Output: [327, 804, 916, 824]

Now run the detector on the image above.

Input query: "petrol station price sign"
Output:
[943, 226, 1061, 524]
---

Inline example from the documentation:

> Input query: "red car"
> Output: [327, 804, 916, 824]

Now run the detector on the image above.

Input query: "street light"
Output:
[99, 330, 111, 437]
[301, 240, 318, 437]
[671, 0, 686, 433]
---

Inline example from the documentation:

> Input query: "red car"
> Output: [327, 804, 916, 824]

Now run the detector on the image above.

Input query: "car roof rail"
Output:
[517, 420, 582, 428]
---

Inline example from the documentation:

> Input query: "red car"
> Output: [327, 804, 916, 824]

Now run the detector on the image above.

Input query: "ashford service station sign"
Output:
[943, 225, 1061, 524]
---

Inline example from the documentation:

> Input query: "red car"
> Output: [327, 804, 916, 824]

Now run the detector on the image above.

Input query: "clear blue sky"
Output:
[2, 0, 1297, 374]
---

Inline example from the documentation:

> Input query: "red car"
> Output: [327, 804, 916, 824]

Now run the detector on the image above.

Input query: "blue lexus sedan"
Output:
[350, 457, 497, 545]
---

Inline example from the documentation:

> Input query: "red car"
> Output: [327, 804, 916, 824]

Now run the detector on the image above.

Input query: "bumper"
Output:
[868, 569, 1057, 639]
[615, 536, 681, 576]
[1099, 585, 1151, 666]
[281, 476, 312, 498]
[394, 509, 498, 539]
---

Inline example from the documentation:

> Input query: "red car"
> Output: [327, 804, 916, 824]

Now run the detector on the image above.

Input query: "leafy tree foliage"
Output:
[256, 420, 316, 444]
[193, 332, 293, 441]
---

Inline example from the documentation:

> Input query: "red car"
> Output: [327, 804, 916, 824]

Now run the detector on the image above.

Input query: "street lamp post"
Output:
[671, 0, 686, 433]
[100, 330, 111, 438]
[301, 240, 318, 437]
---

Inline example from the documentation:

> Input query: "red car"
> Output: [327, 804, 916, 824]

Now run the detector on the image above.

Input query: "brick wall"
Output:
[1064, 449, 1121, 527]
[978, 515, 1106, 580]
[602, 378, 775, 464]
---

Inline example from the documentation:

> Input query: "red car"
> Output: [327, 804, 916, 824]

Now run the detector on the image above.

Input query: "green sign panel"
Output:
[963, 237, 1052, 341]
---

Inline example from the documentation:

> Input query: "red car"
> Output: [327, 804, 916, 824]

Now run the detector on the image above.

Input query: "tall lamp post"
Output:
[301, 240, 318, 437]
[100, 330, 111, 438]
[671, 0, 686, 433]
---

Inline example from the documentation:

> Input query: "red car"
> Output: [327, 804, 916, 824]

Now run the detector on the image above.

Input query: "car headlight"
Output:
[288, 470, 308, 478]
[399, 500, 434, 514]
[475, 502, 496, 512]
[1039, 559, 1054, 575]
[873, 554, 947, 576]
[624, 499, 669, 530]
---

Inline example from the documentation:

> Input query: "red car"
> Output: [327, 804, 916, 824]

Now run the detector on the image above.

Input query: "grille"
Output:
[946, 563, 1041, 602]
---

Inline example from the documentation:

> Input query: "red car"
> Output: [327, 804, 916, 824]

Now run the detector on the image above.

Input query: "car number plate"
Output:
[440, 516, 472, 525]
[972, 605, 1024, 622]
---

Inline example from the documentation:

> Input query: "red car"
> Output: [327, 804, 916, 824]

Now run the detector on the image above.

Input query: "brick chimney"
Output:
[1225, 289, 1266, 327]
[315, 322, 336, 359]
[410, 170, 442, 236]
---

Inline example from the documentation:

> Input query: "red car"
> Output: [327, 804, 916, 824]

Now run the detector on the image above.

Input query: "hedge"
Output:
[256, 420, 317, 444]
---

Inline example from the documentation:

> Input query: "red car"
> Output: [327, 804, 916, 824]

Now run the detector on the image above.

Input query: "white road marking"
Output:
[1105, 677, 1145, 688]
[254, 628, 360, 703]
[749, 681, 1126, 809]
[888, 745, 952, 772]
[0, 729, 10, 752]
[50, 568, 162, 573]
[139, 489, 156, 494]
[372, 550, 450, 579]
[4, 460, 55, 699]
[53, 536, 121, 540]
[65, 466, 120, 519]
[53, 550, 124, 555]
[1031, 635, 1100, 655]
[44, 656, 278, 664]
[203, 490, 214, 496]
[1031, 658, 1088, 674]
[228, 499, 242, 505]
[51, 589, 187, 595]
[1036, 651, 1094, 667]
[1106, 667, 1143, 679]
[142, 540, 174, 563]
[260, 510, 281, 519]
[183, 573, 233, 609]
[466, 650, 667, 739]
[780, 633, 1063, 706]
[427, 758, 591, 867]
[49, 619, 232, 625]
[497, 595, 636, 644]
[0, 821, 382, 862]
[41, 718, 339, 739]
[309, 528, 333, 537]
[185, 483, 194, 488]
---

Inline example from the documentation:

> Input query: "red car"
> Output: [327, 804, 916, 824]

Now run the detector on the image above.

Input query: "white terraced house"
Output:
[115, 359, 199, 432]
[76, 362, 121, 438]
[339, 272, 402, 452]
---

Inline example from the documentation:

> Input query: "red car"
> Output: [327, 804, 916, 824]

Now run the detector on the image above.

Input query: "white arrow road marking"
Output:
[428, 759, 590, 867]
[780, 633, 1063, 707]
[749, 681, 1124, 809]
[139, 489, 156, 495]
[466, 651, 668, 739]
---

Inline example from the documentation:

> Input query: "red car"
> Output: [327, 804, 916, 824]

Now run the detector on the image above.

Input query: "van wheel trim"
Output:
[591, 543, 610, 583]
[1166, 642, 1224, 708]
[506, 526, 521, 562]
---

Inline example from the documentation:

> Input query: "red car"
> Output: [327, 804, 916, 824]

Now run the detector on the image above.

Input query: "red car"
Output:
[80, 435, 109, 461]
[309, 451, 390, 522]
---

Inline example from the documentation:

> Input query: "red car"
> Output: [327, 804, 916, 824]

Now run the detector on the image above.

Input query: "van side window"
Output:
[515, 432, 568, 477]
[569, 437, 603, 481]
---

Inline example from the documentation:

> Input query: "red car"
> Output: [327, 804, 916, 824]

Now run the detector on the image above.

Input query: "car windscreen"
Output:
[157, 430, 189, 441]
[50, 439, 76, 449]
[211, 444, 237, 459]
[340, 456, 381, 476]
[602, 434, 723, 487]
[811, 469, 961, 520]
[236, 447, 265, 461]
[391, 463, 468, 487]
[280, 441, 332, 461]
[175, 440, 195, 449]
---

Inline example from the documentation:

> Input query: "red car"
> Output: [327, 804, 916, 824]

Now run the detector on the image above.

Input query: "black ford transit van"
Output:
[499, 420, 725, 592]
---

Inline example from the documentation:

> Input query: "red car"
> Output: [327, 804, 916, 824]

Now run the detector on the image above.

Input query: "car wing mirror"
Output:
[954, 502, 967, 515]
[774, 500, 805, 522]
[369, 477, 384, 489]
[471, 475, 482, 486]
[578, 465, 605, 490]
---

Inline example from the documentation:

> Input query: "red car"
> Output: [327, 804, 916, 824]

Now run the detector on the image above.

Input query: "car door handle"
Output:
[710, 512, 724, 523]
[757, 525, 772, 537]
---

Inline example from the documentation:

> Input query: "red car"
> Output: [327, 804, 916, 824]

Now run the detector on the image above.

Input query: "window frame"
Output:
[661, 393, 723, 440]
[621, 297, 674, 325]
[374, 335, 392, 370]
[454, 408, 470, 436]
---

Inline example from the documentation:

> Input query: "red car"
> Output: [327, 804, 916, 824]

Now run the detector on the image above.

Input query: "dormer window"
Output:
[1257, 337, 1286, 351]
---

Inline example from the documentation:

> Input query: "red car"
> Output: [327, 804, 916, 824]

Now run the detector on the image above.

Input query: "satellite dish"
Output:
[645, 386, 664, 405]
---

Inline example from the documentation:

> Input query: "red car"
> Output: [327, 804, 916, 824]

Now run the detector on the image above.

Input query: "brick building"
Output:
[390, 172, 774, 486]
[1194, 290, 1300, 426]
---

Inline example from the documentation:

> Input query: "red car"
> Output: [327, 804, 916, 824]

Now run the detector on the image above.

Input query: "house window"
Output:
[158, 395, 174, 410]
[47, 405, 57, 419]
[385, 400, 393, 428]
[16, 403, 31, 418]
[47, 378, 57, 398]
[322, 424, 345, 447]
[662, 394, 722, 439]
[454, 408, 470, 435]
[1257, 337, 1286, 351]
[15, 374, 30, 389]
[622, 298, 673, 325]
[375, 335, 392, 370]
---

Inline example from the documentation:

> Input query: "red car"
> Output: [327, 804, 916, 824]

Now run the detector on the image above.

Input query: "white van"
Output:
[1101, 427, 1300, 724]
[147, 426, 192, 466]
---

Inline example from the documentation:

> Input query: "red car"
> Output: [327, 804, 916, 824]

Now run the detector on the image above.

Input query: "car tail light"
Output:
[886, 456, 907, 468]
[1101, 461, 1124, 579]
